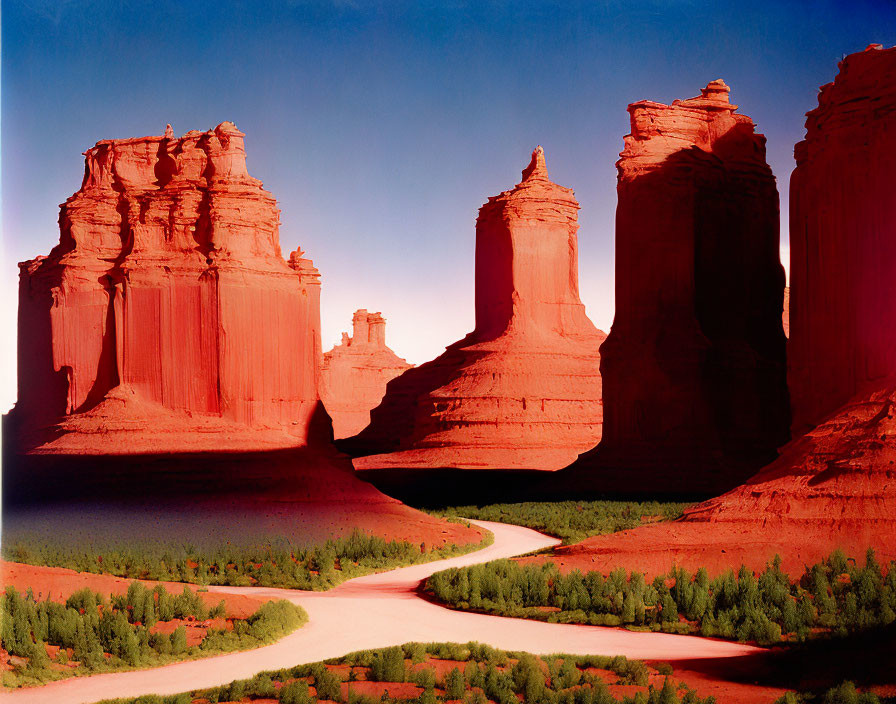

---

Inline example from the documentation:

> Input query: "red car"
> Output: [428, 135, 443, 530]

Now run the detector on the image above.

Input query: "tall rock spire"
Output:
[789, 44, 896, 432]
[349, 149, 606, 471]
[567, 80, 790, 495]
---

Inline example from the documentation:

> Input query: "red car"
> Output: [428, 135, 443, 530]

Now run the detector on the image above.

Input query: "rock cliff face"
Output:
[536, 53, 896, 574]
[789, 44, 896, 432]
[782, 286, 790, 338]
[351, 148, 606, 471]
[14, 123, 325, 453]
[573, 81, 790, 493]
[320, 310, 413, 439]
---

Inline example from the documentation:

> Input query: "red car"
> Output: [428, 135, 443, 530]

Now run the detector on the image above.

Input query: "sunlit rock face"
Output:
[351, 148, 606, 471]
[14, 123, 326, 453]
[789, 44, 896, 433]
[572, 80, 790, 494]
[320, 310, 413, 439]
[782, 287, 790, 338]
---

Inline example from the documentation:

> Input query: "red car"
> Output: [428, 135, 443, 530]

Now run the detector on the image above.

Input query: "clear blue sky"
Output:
[3, 0, 896, 412]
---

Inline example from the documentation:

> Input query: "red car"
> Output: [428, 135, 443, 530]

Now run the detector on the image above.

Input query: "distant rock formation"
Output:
[789, 44, 896, 432]
[13, 123, 326, 453]
[570, 80, 790, 494]
[320, 310, 413, 439]
[350, 148, 606, 471]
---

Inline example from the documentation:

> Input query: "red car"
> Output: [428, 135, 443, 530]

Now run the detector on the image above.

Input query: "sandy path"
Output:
[1, 520, 762, 703]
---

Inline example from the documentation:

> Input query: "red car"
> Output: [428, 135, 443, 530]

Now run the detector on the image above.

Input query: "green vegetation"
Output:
[426, 549, 896, 645]
[4, 527, 491, 591]
[775, 681, 889, 703]
[427, 500, 690, 544]
[1, 582, 306, 688]
[94, 641, 717, 703]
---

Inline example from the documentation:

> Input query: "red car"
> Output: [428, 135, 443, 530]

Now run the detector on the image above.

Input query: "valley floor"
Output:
[1, 520, 783, 704]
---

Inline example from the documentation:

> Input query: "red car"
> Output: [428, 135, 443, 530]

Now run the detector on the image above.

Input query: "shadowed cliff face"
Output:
[14, 123, 326, 453]
[346, 148, 607, 472]
[542, 53, 896, 570]
[789, 44, 896, 433]
[570, 80, 789, 494]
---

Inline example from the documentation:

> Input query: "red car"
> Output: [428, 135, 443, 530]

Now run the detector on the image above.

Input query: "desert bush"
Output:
[1, 582, 306, 688]
[3, 527, 491, 591]
[426, 550, 896, 645]
[428, 500, 690, 544]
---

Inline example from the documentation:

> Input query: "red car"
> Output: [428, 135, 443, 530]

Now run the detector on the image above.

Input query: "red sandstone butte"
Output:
[320, 310, 413, 439]
[535, 52, 896, 575]
[351, 148, 606, 471]
[569, 81, 790, 494]
[789, 45, 896, 433]
[13, 123, 325, 454]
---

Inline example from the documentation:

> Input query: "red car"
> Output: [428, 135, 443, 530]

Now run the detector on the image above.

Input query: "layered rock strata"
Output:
[14, 123, 325, 453]
[320, 310, 413, 439]
[539, 379, 896, 577]
[351, 148, 606, 471]
[573, 80, 790, 493]
[789, 44, 896, 432]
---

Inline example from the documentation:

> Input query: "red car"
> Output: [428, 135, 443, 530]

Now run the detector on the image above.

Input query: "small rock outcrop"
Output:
[320, 310, 413, 439]
[789, 44, 896, 432]
[572, 81, 790, 493]
[351, 148, 606, 471]
[14, 123, 325, 453]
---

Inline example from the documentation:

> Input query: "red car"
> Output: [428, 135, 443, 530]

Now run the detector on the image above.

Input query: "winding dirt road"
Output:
[2, 520, 763, 703]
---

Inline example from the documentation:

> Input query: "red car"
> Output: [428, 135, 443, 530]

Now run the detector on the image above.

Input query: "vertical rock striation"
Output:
[14, 123, 326, 453]
[320, 310, 413, 439]
[351, 148, 606, 471]
[782, 286, 790, 338]
[574, 80, 789, 493]
[789, 44, 896, 432]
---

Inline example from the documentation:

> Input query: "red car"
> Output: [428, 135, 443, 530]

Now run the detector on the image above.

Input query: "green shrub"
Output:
[426, 550, 896, 645]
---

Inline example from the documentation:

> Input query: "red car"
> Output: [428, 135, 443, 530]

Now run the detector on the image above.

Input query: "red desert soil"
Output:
[5, 448, 485, 551]
[3, 521, 774, 704]
[0, 562, 266, 619]
[525, 382, 896, 580]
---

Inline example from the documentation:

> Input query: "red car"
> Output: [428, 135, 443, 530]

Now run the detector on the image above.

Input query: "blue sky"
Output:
[3, 0, 896, 412]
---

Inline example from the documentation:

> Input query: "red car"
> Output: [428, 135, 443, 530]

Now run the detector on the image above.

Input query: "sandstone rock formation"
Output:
[782, 286, 790, 338]
[533, 51, 896, 574]
[13, 123, 325, 453]
[351, 148, 606, 471]
[538, 379, 896, 577]
[789, 44, 896, 432]
[6, 123, 487, 549]
[571, 80, 790, 493]
[320, 310, 413, 439]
